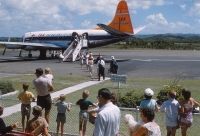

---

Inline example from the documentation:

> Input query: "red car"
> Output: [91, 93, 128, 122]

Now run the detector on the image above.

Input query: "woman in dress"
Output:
[179, 89, 200, 136]
[132, 108, 161, 136]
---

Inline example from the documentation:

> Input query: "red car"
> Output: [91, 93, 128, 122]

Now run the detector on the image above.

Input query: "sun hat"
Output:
[144, 88, 154, 96]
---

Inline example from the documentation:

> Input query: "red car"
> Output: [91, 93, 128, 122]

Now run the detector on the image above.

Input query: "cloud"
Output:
[0, 0, 77, 35]
[197, 19, 200, 24]
[190, 2, 200, 16]
[81, 20, 92, 28]
[60, 0, 167, 17]
[0, 9, 11, 21]
[5, 0, 60, 15]
[0, 0, 120, 36]
[128, 0, 165, 10]
[169, 22, 190, 29]
[61, 0, 117, 16]
[146, 13, 168, 26]
[0, 0, 194, 35]
[145, 13, 191, 33]
[180, 4, 186, 10]
[0, 0, 168, 18]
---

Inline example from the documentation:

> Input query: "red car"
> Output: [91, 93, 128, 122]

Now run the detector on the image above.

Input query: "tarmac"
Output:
[1, 49, 200, 79]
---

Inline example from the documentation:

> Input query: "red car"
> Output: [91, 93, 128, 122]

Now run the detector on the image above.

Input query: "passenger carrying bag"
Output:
[89, 111, 97, 124]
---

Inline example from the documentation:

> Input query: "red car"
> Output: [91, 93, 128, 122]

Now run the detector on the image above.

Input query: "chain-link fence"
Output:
[1, 97, 200, 136]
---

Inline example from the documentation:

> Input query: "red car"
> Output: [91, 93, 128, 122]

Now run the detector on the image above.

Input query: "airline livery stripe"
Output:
[116, 13, 129, 15]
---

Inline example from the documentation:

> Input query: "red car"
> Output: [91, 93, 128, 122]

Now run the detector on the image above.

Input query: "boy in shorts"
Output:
[76, 90, 96, 136]
[18, 83, 35, 131]
[55, 94, 71, 136]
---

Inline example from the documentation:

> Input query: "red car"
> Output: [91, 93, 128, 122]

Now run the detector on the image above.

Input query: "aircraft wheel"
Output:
[28, 53, 32, 58]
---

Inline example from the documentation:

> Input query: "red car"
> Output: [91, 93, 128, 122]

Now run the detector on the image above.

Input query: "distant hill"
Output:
[135, 34, 200, 43]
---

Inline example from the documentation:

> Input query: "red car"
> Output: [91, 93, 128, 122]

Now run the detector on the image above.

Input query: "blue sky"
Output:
[0, 0, 199, 36]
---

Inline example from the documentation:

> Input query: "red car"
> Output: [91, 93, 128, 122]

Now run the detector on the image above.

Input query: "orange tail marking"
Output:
[108, 0, 134, 34]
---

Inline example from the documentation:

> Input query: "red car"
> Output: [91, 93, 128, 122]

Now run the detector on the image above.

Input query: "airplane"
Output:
[0, 0, 145, 59]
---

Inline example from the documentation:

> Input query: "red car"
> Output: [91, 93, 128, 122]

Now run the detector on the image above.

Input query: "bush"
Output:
[156, 84, 183, 105]
[118, 90, 143, 108]
[0, 81, 15, 95]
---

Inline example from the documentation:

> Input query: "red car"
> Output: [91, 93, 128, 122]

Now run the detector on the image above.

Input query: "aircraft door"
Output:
[71, 32, 79, 42]
[82, 32, 88, 48]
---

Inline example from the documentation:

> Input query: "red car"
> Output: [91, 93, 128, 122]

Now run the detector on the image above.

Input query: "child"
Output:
[55, 94, 71, 136]
[18, 83, 35, 131]
[44, 67, 54, 84]
[0, 106, 18, 135]
[76, 90, 96, 136]
[26, 105, 49, 136]
[160, 91, 180, 136]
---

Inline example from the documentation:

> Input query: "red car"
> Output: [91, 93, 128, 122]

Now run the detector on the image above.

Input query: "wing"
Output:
[0, 41, 61, 50]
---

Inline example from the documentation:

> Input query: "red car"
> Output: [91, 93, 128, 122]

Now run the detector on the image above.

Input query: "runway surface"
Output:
[1, 49, 200, 79]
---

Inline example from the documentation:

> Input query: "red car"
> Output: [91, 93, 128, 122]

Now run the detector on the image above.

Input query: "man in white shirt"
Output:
[97, 56, 105, 81]
[58, 51, 64, 62]
[93, 88, 121, 136]
[33, 68, 54, 123]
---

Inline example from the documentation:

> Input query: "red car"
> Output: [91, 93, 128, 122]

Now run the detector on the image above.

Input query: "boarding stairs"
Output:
[63, 37, 88, 62]
[62, 41, 75, 61]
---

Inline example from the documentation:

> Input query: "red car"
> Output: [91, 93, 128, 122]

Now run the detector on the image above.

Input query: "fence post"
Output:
[0, 91, 2, 105]
[118, 81, 121, 89]
[135, 106, 140, 121]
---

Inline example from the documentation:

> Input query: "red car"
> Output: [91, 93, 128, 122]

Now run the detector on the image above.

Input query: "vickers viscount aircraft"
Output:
[0, 0, 144, 59]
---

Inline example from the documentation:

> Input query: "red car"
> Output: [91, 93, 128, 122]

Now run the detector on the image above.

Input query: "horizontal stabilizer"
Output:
[134, 26, 146, 35]
[97, 24, 130, 37]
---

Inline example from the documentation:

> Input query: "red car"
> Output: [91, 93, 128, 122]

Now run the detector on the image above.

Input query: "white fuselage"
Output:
[23, 29, 121, 49]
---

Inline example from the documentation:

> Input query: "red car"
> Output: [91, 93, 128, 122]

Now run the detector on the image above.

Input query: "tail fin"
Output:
[108, 0, 134, 34]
